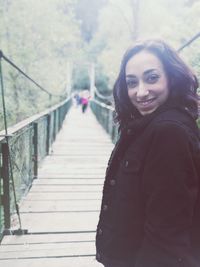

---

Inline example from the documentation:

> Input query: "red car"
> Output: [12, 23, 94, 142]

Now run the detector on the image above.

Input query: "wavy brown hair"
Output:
[113, 39, 199, 128]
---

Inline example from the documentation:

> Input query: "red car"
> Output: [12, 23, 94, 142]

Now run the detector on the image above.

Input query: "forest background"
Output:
[0, 0, 200, 130]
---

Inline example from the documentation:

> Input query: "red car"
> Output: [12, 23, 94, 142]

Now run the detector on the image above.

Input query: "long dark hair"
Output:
[113, 39, 199, 128]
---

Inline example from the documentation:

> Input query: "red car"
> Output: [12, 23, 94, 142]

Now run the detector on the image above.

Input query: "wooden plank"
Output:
[2, 232, 95, 245]
[38, 167, 106, 174]
[37, 174, 105, 178]
[29, 185, 102, 191]
[18, 212, 99, 233]
[19, 200, 101, 212]
[29, 188, 102, 194]
[36, 175, 104, 179]
[38, 164, 107, 169]
[0, 257, 102, 267]
[38, 168, 106, 174]
[0, 241, 95, 258]
[42, 155, 110, 161]
[32, 179, 103, 185]
[24, 192, 101, 200]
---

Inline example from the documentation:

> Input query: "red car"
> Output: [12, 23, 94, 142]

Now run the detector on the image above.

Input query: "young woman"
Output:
[96, 39, 200, 267]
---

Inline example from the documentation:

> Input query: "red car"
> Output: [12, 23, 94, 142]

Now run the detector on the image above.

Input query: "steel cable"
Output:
[0, 50, 64, 98]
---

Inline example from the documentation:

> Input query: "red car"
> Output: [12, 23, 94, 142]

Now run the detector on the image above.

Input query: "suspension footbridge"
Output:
[0, 50, 118, 266]
[0, 104, 115, 267]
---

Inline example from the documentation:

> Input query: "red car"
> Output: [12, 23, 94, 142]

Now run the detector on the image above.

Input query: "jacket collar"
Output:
[121, 101, 195, 136]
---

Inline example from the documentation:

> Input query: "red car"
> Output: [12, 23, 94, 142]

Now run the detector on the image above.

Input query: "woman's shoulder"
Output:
[143, 109, 199, 154]
[151, 107, 199, 136]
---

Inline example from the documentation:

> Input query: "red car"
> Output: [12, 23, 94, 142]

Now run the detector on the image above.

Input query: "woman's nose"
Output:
[136, 83, 149, 99]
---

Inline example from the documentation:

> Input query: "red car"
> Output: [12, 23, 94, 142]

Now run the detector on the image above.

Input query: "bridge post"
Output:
[90, 63, 95, 98]
[46, 114, 51, 155]
[53, 110, 57, 142]
[33, 123, 38, 179]
[66, 61, 72, 96]
[2, 143, 10, 229]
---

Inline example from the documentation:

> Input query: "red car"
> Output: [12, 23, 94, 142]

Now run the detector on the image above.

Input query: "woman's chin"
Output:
[137, 106, 158, 116]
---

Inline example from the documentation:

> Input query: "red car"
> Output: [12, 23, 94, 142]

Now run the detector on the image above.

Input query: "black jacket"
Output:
[96, 105, 200, 267]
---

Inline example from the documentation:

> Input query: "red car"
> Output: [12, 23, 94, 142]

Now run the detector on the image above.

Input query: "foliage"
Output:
[95, 68, 110, 94]
[178, 2, 200, 80]
[89, 0, 200, 89]
[72, 66, 90, 90]
[75, 0, 107, 42]
[0, 0, 83, 130]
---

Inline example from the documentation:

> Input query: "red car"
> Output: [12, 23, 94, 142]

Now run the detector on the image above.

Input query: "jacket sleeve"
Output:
[135, 122, 199, 267]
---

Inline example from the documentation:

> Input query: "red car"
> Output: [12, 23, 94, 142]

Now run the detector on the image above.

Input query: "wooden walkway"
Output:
[0, 106, 114, 267]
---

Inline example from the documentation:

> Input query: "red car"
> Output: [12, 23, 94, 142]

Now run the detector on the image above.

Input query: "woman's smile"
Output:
[137, 97, 156, 106]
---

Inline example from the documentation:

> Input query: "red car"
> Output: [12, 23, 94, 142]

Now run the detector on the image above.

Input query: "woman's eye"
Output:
[146, 74, 159, 83]
[126, 79, 137, 88]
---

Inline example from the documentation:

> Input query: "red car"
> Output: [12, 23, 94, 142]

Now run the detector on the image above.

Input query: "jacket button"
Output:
[98, 228, 103, 235]
[103, 204, 108, 211]
[125, 160, 129, 167]
[110, 179, 116, 186]
[127, 129, 132, 135]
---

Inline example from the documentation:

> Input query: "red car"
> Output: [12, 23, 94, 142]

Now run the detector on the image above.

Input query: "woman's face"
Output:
[125, 50, 169, 116]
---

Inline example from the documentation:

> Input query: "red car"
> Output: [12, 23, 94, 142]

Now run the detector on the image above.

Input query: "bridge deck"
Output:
[0, 106, 114, 267]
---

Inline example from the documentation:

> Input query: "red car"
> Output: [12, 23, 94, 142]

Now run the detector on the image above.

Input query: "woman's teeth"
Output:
[138, 98, 155, 106]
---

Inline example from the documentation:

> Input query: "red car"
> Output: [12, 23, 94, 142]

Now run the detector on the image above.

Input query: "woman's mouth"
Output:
[137, 98, 156, 107]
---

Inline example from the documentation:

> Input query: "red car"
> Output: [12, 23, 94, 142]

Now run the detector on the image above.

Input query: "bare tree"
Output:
[130, 0, 140, 40]
[109, 0, 141, 41]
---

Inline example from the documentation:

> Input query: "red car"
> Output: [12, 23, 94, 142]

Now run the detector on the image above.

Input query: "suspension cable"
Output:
[0, 50, 64, 98]
[177, 31, 200, 52]
[0, 54, 23, 231]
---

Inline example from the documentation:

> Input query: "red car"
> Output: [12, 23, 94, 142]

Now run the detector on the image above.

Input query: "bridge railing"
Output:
[90, 99, 118, 144]
[0, 97, 72, 238]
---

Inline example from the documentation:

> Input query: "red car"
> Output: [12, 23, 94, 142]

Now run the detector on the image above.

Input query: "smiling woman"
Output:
[125, 50, 169, 116]
[96, 39, 200, 267]
[113, 39, 199, 127]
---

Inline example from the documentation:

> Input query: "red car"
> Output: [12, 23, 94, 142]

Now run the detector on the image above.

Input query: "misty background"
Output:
[0, 0, 200, 129]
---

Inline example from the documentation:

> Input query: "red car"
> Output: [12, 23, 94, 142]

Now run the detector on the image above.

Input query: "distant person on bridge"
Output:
[73, 92, 82, 107]
[81, 89, 90, 113]
[96, 39, 200, 267]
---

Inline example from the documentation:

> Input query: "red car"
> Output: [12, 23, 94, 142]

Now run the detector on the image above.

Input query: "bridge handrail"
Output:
[0, 97, 71, 143]
[93, 86, 113, 102]
[90, 99, 118, 144]
[0, 97, 72, 238]
[91, 98, 114, 111]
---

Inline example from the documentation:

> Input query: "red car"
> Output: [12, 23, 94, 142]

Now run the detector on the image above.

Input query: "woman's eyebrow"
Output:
[143, 69, 158, 75]
[126, 74, 137, 78]
[126, 69, 159, 78]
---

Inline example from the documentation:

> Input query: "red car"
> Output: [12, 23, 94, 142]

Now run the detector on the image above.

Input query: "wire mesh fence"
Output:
[90, 99, 118, 144]
[0, 98, 72, 239]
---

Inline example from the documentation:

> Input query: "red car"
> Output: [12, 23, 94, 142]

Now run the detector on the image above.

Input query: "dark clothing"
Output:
[96, 104, 200, 267]
[81, 97, 89, 113]
[82, 103, 88, 113]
